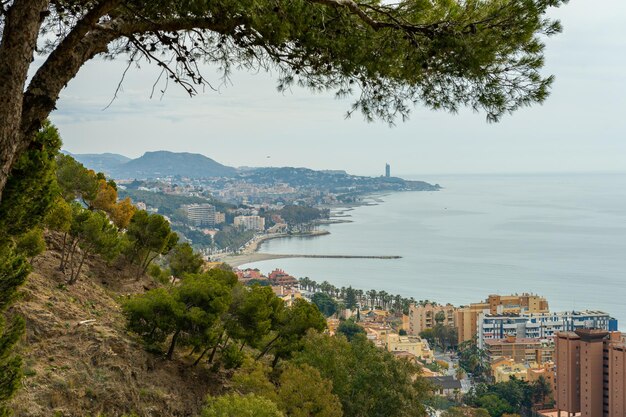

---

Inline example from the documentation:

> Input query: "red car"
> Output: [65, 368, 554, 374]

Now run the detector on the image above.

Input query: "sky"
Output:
[52, 0, 626, 177]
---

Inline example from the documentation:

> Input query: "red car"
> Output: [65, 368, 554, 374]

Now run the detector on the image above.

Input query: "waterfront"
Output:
[242, 173, 626, 329]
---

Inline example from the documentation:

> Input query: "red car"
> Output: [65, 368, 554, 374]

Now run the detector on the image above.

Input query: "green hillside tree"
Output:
[123, 287, 181, 348]
[0, 247, 29, 417]
[202, 394, 283, 417]
[0, 122, 61, 416]
[257, 299, 327, 367]
[55, 154, 99, 206]
[344, 287, 358, 310]
[277, 363, 343, 417]
[126, 210, 179, 277]
[225, 285, 284, 352]
[1, 0, 567, 202]
[311, 292, 338, 317]
[124, 270, 236, 360]
[0, 122, 61, 240]
[67, 209, 121, 284]
[14, 228, 46, 263]
[294, 332, 430, 417]
[337, 319, 365, 342]
[168, 243, 204, 278]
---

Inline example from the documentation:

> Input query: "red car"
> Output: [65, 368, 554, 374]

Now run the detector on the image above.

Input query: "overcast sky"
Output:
[52, 0, 626, 177]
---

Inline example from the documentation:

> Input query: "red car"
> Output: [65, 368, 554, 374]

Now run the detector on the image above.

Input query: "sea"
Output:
[241, 173, 626, 330]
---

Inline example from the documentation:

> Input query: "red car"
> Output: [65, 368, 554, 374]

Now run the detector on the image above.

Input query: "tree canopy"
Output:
[294, 331, 430, 417]
[1, 0, 567, 202]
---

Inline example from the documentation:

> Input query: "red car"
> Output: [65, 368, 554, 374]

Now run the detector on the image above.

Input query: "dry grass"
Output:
[10, 236, 227, 417]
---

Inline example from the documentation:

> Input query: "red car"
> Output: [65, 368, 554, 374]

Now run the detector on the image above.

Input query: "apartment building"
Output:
[214, 212, 225, 224]
[484, 335, 553, 364]
[478, 310, 617, 348]
[233, 215, 265, 231]
[408, 303, 456, 335]
[554, 329, 626, 417]
[456, 293, 549, 343]
[182, 203, 216, 226]
[385, 333, 434, 363]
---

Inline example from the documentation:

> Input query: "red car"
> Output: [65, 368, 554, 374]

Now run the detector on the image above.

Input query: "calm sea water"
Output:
[242, 173, 626, 329]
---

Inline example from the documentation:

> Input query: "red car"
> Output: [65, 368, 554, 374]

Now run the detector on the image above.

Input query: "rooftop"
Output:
[425, 375, 462, 390]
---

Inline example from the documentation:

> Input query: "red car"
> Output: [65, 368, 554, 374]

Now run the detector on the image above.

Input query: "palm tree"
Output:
[378, 290, 388, 309]
[299, 277, 311, 292]
[355, 289, 364, 306]
[366, 289, 377, 309]
[393, 295, 403, 312]
[320, 281, 332, 295]
[382, 293, 392, 310]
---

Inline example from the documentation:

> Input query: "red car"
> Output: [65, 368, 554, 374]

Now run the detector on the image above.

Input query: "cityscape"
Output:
[1, 1, 624, 417]
[230, 263, 623, 416]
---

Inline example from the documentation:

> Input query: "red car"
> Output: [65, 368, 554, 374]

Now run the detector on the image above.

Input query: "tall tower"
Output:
[385, 163, 390, 178]
[554, 329, 626, 417]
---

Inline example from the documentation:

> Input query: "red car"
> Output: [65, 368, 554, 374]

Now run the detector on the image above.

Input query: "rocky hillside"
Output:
[9, 236, 227, 417]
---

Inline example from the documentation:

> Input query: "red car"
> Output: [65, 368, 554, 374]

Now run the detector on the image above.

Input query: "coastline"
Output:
[216, 229, 330, 267]
[217, 192, 397, 268]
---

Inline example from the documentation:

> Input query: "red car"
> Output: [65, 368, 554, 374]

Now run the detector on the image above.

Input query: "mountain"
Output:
[68, 150, 238, 179]
[65, 152, 131, 174]
[115, 151, 237, 179]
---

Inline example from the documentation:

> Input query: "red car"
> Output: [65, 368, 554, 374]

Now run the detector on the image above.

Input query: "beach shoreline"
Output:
[216, 229, 330, 267]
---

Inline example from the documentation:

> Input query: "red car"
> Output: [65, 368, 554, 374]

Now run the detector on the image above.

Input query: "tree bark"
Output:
[166, 328, 181, 360]
[208, 330, 225, 364]
[193, 346, 210, 367]
[256, 333, 281, 361]
[0, 0, 50, 202]
[69, 247, 91, 285]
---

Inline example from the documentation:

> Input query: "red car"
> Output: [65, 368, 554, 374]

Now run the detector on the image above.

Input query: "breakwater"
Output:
[221, 253, 401, 268]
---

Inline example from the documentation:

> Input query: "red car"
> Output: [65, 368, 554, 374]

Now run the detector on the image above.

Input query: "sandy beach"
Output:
[216, 229, 330, 267]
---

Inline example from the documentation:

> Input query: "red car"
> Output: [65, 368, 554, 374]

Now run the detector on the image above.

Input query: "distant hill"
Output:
[113, 151, 237, 179]
[65, 151, 439, 193]
[241, 167, 440, 193]
[65, 152, 131, 174]
[68, 150, 238, 179]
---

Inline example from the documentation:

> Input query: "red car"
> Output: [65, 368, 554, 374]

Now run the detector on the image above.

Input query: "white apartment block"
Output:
[478, 310, 617, 348]
[233, 215, 265, 231]
[182, 203, 216, 227]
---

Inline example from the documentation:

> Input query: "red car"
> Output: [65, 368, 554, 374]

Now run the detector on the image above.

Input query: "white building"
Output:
[478, 310, 618, 348]
[182, 203, 216, 227]
[233, 215, 265, 231]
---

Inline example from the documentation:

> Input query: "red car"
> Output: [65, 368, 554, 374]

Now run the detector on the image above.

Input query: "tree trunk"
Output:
[208, 331, 225, 364]
[59, 233, 73, 272]
[68, 238, 81, 280]
[271, 353, 281, 369]
[256, 333, 281, 361]
[193, 346, 210, 367]
[0, 0, 50, 203]
[166, 329, 181, 360]
[68, 248, 90, 285]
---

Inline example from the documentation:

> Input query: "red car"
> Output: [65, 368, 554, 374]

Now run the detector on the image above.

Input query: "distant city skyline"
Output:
[53, 0, 626, 177]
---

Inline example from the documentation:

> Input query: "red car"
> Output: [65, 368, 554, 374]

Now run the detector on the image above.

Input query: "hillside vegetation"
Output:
[10, 239, 223, 417]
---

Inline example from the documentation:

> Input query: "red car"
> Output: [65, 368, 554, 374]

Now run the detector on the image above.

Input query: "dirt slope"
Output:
[9, 241, 225, 417]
